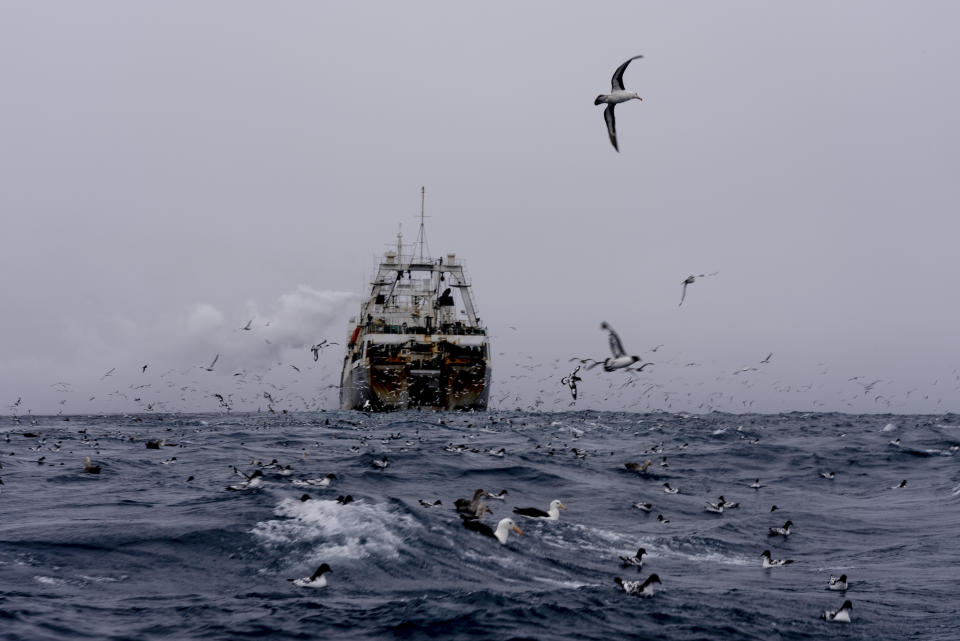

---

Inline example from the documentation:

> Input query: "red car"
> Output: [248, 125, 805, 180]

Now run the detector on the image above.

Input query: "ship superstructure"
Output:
[339, 190, 490, 411]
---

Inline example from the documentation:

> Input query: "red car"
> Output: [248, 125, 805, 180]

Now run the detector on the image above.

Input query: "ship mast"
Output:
[414, 186, 430, 262]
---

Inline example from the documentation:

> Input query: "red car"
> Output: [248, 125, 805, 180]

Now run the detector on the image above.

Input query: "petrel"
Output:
[203, 354, 219, 372]
[560, 365, 582, 401]
[679, 275, 695, 306]
[583, 322, 642, 372]
[288, 563, 332, 588]
[594, 55, 643, 152]
[614, 573, 660, 597]
[821, 600, 853, 623]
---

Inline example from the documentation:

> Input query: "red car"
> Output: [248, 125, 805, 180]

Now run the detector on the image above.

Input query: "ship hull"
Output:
[340, 338, 490, 411]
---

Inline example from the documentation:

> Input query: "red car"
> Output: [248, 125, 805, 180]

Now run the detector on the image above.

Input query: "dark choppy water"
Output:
[2, 411, 959, 640]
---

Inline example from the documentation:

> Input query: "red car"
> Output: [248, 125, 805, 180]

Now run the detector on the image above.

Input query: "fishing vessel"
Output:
[339, 189, 491, 411]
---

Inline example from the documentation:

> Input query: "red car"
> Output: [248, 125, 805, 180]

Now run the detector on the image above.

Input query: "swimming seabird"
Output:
[705, 501, 724, 514]
[614, 573, 660, 597]
[720, 496, 739, 509]
[455, 489, 490, 520]
[226, 469, 263, 491]
[633, 501, 652, 512]
[486, 490, 508, 500]
[513, 499, 567, 521]
[336, 494, 353, 505]
[820, 471, 835, 479]
[619, 547, 646, 568]
[663, 483, 679, 494]
[461, 516, 523, 544]
[82, 456, 101, 474]
[594, 55, 643, 152]
[768, 520, 793, 537]
[749, 479, 762, 489]
[625, 460, 653, 473]
[372, 456, 389, 469]
[288, 563, 331, 588]
[292, 473, 337, 488]
[419, 499, 442, 507]
[828, 574, 848, 591]
[656, 514, 669, 524]
[821, 600, 852, 623]
[893, 479, 907, 489]
[560, 365, 582, 401]
[770, 505, 779, 512]
[761, 550, 793, 568]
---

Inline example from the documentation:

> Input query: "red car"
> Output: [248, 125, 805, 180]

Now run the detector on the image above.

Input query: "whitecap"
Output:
[252, 497, 418, 561]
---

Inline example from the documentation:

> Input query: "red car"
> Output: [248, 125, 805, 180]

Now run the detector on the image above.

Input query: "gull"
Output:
[594, 55, 643, 152]
[203, 354, 219, 372]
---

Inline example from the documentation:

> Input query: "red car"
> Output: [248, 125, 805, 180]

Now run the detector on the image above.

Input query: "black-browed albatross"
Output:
[594, 55, 643, 152]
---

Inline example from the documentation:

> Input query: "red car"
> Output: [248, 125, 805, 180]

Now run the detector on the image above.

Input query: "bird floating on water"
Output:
[594, 55, 643, 152]
[288, 563, 331, 588]
[768, 520, 793, 537]
[828, 574, 848, 591]
[614, 573, 660, 597]
[619, 547, 646, 568]
[461, 516, 523, 544]
[82, 456, 101, 474]
[761, 550, 793, 568]
[513, 499, 567, 521]
[821, 599, 852, 623]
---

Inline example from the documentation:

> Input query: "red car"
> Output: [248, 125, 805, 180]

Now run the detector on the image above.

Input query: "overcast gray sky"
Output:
[2, 2, 958, 415]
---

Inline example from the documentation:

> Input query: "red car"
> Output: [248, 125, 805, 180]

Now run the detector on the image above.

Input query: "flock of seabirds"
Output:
[5, 56, 955, 626]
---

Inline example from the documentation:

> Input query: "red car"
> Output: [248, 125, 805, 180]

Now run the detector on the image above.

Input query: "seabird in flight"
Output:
[594, 55, 644, 152]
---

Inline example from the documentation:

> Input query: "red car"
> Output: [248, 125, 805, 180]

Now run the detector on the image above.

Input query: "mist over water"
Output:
[2, 410, 958, 640]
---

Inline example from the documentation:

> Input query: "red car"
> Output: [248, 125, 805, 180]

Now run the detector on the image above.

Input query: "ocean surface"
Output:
[1, 410, 959, 640]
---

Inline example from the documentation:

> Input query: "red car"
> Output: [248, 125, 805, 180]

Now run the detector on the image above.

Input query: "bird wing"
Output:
[513, 506, 549, 518]
[209, 354, 219, 369]
[604, 324, 627, 358]
[611, 55, 643, 92]
[603, 104, 619, 152]
[679, 282, 688, 306]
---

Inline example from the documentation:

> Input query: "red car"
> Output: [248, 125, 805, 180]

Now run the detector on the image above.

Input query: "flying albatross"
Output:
[594, 55, 644, 152]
